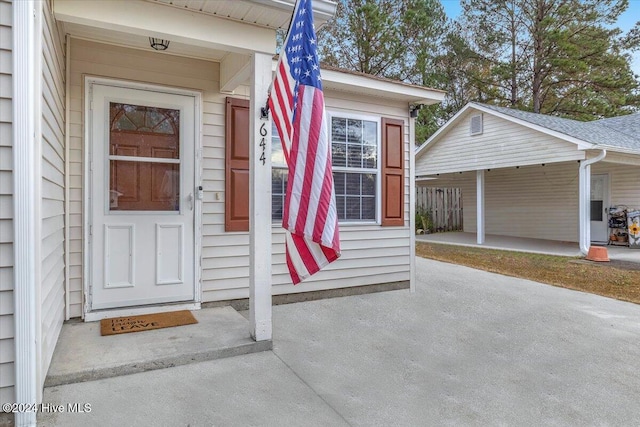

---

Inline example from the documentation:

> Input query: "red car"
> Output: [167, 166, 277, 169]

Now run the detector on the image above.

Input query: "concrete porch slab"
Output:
[45, 306, 271, 387]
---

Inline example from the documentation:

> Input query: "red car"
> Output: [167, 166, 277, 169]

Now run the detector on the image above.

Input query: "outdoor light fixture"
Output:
[149, 37, 170, 51]
[409, 104, 423, 118]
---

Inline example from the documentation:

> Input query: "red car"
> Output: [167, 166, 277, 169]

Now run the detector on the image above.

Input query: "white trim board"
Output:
[82, 76, 203, 318]
[84, 302, 201, 322]
[12, 0, 41, 423]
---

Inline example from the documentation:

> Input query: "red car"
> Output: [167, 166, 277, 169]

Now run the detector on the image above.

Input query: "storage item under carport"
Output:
[628, 210, 640, 249]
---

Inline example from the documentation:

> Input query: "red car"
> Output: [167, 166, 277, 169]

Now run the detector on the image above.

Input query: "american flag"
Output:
[268, 0, 340, 284]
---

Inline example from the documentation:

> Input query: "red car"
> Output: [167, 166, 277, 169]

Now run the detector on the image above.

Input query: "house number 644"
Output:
[259, 123, 267, 166]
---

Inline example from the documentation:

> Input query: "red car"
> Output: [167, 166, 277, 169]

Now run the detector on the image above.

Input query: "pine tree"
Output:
[459, 0, 639, 118]
[318, 0, 447, 82]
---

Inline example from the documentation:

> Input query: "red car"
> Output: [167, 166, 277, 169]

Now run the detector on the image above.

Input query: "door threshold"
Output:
[84, 302, 201, 322]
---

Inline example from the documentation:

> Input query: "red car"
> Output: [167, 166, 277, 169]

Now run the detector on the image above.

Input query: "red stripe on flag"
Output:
[310, 92, 334, 244]
[291, 233, 321, 277]
[285, 246, 302, 285]
[321, 244, 339, 263]
[274, 64, 293, 135]
[293, 86, 322, 236]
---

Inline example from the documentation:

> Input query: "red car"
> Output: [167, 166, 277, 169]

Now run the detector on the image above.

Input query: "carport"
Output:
[415, 103, 640, 255]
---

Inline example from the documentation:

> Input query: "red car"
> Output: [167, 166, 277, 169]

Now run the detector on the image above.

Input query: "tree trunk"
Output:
[510, 1, 518, 106]
[531, 0, 545, 113]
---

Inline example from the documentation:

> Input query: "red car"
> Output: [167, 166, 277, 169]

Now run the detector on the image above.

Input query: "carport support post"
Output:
[476, 169, 485, 245]
[249, 52, 273, 341]
[578, 150, 606, 254]
[578, 163, 591, 253]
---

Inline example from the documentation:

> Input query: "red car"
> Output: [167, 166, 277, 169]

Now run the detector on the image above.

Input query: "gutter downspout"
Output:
[409, 109, 416, 293]
[579, 149, 607, 255]
[64, 35, 71, 321]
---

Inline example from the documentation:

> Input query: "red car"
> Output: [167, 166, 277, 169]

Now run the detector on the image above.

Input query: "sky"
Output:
[440, 0, 640, 76]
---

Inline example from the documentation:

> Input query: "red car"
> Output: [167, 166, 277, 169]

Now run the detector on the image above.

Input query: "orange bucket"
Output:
[585, 246, 609, 262]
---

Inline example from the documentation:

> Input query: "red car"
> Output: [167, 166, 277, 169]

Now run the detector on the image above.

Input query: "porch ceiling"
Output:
[62, 22, 229, 62]
[54, 0, 279, 57]
[148, 0, 337, 30]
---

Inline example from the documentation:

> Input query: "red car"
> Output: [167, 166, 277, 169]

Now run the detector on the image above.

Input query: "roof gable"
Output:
[479, 104, 640, 152]
[417, 103, 640, 160]
[415, 107, 586, 176]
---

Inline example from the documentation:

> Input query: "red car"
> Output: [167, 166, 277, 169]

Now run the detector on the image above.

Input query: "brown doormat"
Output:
[100, 310, 198, 336]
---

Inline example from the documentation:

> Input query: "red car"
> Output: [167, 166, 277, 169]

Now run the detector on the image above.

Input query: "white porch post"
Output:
[476, 169, 485, 245]
[13, 0, 39, 425]
[249, 52, 273, 341]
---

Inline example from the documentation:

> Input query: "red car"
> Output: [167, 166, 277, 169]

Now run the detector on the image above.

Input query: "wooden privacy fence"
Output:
[416, 187, 463, 232]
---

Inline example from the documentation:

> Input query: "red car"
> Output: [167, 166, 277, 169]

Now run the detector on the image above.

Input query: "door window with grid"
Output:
[109, 103, 181, 212]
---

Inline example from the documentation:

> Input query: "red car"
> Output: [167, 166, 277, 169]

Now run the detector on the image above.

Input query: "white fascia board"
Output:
[591, 144, 640, 157]
[321, 68, 445, 105]
[269, 60, 445, 105]
[601, 151, 640, 166]
[54, 0, 277, 55]
[269, 59, 445, 105]
[250, 0, 338, 24]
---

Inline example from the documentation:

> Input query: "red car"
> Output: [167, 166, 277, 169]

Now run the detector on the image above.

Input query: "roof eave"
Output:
[271, 60, 446, 105]
[249, 0, 338, 26]
[593, 145, 640, 156]
[321, 68, 445, 105]
[417, 102, 640, 162]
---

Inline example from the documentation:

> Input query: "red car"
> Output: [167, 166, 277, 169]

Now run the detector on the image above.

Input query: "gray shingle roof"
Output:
[474, 103, 640, 152]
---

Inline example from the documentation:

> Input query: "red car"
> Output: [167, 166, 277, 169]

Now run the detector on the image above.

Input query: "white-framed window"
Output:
[271, 113, 381, 223]
[271, 122, 288, 222]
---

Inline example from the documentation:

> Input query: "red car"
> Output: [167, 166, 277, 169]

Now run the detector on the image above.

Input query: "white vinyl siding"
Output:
[196, 91, 413, 299]
[0, 0, 14, 406]
[69, 39, 412, 312]
[592, 162, 640, 209]
[267, 93, 411, 296]
[69, 39, 226, 315]
[69, 40, 222, 314]
[422, 162, 640, 242]
[40, 0, 66, 387]
[416, 110, 586, 176]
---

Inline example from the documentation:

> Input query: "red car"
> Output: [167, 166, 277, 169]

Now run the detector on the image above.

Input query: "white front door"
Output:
[590, 174, 609, 243]
[89, 82, 197, 310]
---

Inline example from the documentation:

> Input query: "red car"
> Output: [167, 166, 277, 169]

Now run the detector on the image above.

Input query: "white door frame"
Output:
[590, 173, 610, 244]
[83, 76, 203, 321]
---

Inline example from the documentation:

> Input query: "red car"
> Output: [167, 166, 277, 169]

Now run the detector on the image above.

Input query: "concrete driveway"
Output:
[40, 257, 640, 426]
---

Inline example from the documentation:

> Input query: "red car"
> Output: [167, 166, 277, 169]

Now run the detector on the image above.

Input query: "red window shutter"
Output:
[381, 118, 405, 226]
[225, 97, 250, 231]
